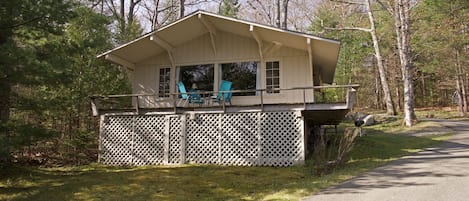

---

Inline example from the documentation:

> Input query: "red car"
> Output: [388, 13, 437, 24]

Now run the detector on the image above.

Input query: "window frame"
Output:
[158, 67, 171, 98]
[265, 61, 280, 94]
[219, 61, 260, 96]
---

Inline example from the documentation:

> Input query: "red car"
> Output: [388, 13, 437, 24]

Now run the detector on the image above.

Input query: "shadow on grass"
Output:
[0, 127, 448, 201]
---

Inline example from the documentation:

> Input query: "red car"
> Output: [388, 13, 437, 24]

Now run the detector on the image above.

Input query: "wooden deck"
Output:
[92, 85, 358, 125]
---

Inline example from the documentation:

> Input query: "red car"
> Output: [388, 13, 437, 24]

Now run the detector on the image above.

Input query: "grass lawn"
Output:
[0, 121, 450, 201]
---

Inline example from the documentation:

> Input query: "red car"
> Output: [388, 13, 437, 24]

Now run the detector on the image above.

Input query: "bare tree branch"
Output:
[1, 15, 46, 29]
[330, 0, 365, 5]
[375, 0, 394, 14]
[324, 26, 372, 32]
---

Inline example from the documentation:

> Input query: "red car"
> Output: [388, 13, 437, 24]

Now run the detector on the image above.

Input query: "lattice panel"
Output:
[133, 116, 165, 165]
[260, 112, 303, 166]
[186, 114, 220, 164]
[220, 113, 259, 166]
[100, 111, 304, 167]
[101, 115, 134, 165]
[168, 116, 183, 164]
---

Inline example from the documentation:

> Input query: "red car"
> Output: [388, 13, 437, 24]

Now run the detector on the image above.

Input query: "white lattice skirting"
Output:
[99, 111, 304, 167]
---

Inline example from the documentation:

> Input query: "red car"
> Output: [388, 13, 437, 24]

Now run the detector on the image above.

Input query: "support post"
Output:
[250, 25, 264, 61]
[222, 92, 226, 113]
[180, 115, 186, 164]
[172, 94, 177, 113]
[91, 97, 98, 117]
[98, 115, 105, 163]
[257, 112, 263, 165]
[217, 114, 222, 164]
[346, 87, 357, 109]
[260, 90, 264, 111]
[303, 88, 306, 109]
[150, 35, 175, 66]
[307, 38, 315, 102]
[198, 13, 217, 55]
[163, 116, 170, 164]
[134, 96, 139, 114]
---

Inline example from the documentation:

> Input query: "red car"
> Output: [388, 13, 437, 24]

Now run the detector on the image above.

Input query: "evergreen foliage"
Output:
[218, 0, 240, 18]
[0, 2, 130, 166]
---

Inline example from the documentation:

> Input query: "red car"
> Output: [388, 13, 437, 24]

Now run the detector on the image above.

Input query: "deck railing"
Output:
[90, 84, 359, 116]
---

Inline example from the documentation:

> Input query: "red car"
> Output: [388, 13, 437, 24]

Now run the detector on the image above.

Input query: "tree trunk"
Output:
[282, 0, 290, 29]
[456, 49, 466, 116]
[179, 0, 185, 19]
[394, 0, 416, 126]
[456, 68, 464, 116]
[457, 50, 468, 113]
[0, 78, 10, 122]
[375, 70, 381, 109]
[152, 0, 161, 30]
[396, 84, 401, 110]
[366, 0, 396, 115]
[120, 0, 125, 19]
[276, 0, 281, 28]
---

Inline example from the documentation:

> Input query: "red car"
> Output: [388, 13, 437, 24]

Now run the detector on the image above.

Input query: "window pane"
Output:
[266, 61, 280, 94]
[266, 62, 272, 70]
[273, 69, 279, 77]
[266, 78, 272, 85]
[273, 78, 279, 85]
[273, 61, 279, 69]
[221, 61, 258, 96]
[179, 64, 214, 92]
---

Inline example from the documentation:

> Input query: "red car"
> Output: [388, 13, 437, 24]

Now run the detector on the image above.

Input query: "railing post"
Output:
[260, 89, 264, 111]
[173, 94, 177, 113]
[222, 91, 226, 112]
[312, 86, 315, 103]
[303, 88, 306, 109]
[91, 97, 98, 117]
[134, 95, 139, 114]
[346, 87, 357, 109]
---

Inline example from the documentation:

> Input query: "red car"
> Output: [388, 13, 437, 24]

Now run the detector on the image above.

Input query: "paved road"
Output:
[304, 119, 469, 201]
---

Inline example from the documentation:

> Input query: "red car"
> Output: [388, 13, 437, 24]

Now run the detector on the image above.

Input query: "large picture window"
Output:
[158, 67, 171, 97]
[266, 61, 280, 93]
[178, 64, 214, 92]
[221, 61, 259, 96]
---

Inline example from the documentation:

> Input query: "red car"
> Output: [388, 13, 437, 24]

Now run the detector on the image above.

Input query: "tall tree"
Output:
[246, 0, 292, 29]
[325, 0, 397, 115]
[105, 0, 143, 43]
[179, 0, 185, 18]
[394, 0, 416, 126]
[0, 0, 74, 123]
[412, 0, 469, 115]
[282, 0, 290, 29]
[276, 0, 281, 27]
[376, 0, 417, 125]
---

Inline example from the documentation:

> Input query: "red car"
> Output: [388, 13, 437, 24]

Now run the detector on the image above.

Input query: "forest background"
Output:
[0, 0, 467, 166]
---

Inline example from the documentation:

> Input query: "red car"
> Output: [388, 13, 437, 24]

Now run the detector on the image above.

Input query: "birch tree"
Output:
[393, 0, 416, 125]
[375, 0, 416, 125]
[326, 0, 397, 115]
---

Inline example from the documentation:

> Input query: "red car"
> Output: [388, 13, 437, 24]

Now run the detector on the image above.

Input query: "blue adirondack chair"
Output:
[177, 82, 203, 106]
[213, 80, 232, 105]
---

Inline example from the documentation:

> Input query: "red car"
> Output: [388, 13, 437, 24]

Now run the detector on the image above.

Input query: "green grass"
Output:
[0, 124, 450, 201]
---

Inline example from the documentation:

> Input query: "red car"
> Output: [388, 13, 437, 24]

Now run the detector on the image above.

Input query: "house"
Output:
[93, 10, 358, 167]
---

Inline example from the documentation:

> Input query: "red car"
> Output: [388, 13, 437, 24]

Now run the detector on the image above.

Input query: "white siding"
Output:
[133, 31, 315, 107]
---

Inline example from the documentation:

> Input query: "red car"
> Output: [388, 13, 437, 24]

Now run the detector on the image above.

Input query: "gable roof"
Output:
[98, 10, 341, 84]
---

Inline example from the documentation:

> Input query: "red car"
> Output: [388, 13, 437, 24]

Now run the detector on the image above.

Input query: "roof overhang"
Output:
[98, 10, 341, 84]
